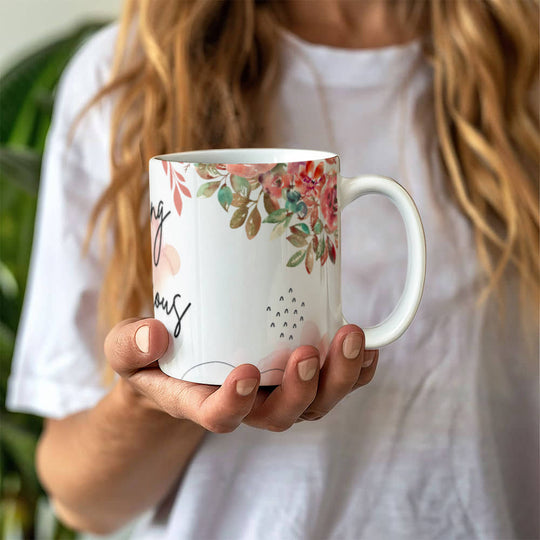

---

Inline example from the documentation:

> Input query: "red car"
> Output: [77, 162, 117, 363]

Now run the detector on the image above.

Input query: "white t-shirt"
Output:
[7, 24, 539, 540]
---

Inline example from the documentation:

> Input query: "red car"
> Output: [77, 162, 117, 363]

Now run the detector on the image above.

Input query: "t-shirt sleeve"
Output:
[6, 25, 119, 419]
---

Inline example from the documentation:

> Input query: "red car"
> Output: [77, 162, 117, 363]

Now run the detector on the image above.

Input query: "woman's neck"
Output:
[280, 0, 415, 49]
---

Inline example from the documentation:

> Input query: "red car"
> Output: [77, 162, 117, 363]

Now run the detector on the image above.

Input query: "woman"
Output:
[7, 0, 539, 538]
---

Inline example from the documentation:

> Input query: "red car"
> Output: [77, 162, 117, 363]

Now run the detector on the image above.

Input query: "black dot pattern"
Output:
[266, 288, 307, 342]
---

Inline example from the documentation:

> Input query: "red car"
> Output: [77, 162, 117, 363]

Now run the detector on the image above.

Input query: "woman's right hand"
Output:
[105, 317, 377, 433]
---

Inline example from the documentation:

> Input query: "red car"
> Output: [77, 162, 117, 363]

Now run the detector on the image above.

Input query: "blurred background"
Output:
[1, 2, 120, 538]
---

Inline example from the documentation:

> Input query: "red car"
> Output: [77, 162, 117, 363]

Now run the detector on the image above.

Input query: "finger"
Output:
[351, 350, 379, 390]
[129, 363, 261, 433]
[243, 346, 320, 432]
[300, 325, 365, 421]
[105, 318, 169, 377]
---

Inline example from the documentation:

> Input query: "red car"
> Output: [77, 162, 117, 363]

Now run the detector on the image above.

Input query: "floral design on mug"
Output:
[161, 160, 192, 216]
[194, 158, 339, 274]
[151, 208, 181, 290]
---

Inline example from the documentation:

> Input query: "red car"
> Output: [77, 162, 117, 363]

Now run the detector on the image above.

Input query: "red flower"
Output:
[225, 163, 275, 179]
[294, 161, 325, 198]
[320, 173, 338, 232]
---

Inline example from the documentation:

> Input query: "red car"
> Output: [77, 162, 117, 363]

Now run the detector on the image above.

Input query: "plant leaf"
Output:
[263, 208, 288, 223]
[286, 233, 308, 247]
[230, 206, 249, 229]
[217, 184, 233, 211]
[270, 163, 287, 174]
[296, 201, 308, 219]
[315, 235, 324, 259]
[172, 167, 186, 182]
[290, 223, 310, 236]
[313, 219, 323, 234]
[305, 241, 314, 274]
[286, 249, 306, 267]
[321, 237, 329, 266]
[196, 180, 220, 198]
[0, 147, 41, 194]
[230, 175, 251, 197]
[173, 185, 183, 216]
[195, 163, 220, 179]
[178, 182, 191, 198]
[310, 208, 318, 229]
[231, 193, 250, 207]
[285, 199, 297, 212]
[328, 237, 336, 263]
[270, 215, 292, 240]
[263, 192, 280, 214]
[246, 206, 261, 239]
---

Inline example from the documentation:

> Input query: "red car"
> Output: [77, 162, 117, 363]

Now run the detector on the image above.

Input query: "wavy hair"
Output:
[82, 0, 539, 346]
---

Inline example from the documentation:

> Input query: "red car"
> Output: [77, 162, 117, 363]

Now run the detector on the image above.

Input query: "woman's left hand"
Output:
[243, 324, 378, 429]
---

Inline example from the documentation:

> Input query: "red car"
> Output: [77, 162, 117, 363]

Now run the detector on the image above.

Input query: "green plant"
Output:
[0, 22, 106, 539]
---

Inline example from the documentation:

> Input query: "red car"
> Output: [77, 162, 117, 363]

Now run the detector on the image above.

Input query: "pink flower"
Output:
[320, 173, 338, 233]
[259, 172, 292, 202]
[225, 163, 275, 178]
[151, 217, 181, 290]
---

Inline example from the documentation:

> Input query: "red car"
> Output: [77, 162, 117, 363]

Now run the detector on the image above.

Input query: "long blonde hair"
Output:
[83, 0, 539, 344]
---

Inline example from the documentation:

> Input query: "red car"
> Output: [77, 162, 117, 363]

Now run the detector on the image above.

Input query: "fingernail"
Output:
[343, 332, 363, 359]
[236, 378, 258, 396]
[135, 325, 149, 353]
[297, 357, 319, 381]
[363, 351, 377, 368]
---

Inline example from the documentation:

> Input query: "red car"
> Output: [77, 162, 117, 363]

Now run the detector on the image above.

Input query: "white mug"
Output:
[149, 149, 425, 385]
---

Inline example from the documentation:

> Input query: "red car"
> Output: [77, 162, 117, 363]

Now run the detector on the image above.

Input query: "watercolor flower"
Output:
[320, 173, 338, 233]
[225, 163, 276, 179]
[293, 160, 325, 198]
[151, 216, 181, 290]
[259, 172, 293, 203]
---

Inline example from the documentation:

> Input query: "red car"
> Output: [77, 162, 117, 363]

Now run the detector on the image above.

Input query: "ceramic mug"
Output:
[148, 148, 425, 385]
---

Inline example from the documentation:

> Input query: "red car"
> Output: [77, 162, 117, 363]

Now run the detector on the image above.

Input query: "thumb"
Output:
[104, 318, 170, 377]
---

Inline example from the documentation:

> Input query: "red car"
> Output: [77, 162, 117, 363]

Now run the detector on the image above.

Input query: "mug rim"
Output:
[151, 148, 338, 165]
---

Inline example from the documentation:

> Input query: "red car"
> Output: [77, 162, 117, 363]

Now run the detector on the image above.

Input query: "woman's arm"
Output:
[37, 381, 205, 535]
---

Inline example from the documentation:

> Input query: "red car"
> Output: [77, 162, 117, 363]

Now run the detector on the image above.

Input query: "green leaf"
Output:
[271, 163, 288, 174]
[246, 206, 261, 239]
[263, 192, 280, 214]
[305, 241, 314, 274]
[270, 215, 292, 240]
[316, 235, 325, 259]
[0, 22, 106, 147]
[285, 200, 297, 212]
[196, 180, 221, 198]
[217, 184, 233, 211]
[0, 421, 40, 494]
[290, 223, 310, 236]
[313, 219, 323, 234]
[194, 163, 222, 179]
[230, 175, 251, 197]
[0, 147, 41, 194]
[286, 249, 306, 267]
[263, 208, 288, 223]
[230, 206, 248, 229]
[286, 233, 308, 247]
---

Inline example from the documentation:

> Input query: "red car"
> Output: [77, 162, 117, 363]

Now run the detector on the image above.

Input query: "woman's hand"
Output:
[105, 318, 378, 433]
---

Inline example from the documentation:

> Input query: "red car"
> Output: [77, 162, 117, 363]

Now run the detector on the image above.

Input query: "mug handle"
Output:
[340, 175, 426, 349]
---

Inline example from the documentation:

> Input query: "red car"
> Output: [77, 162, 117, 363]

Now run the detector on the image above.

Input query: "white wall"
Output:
[0, 0, 122, 72]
